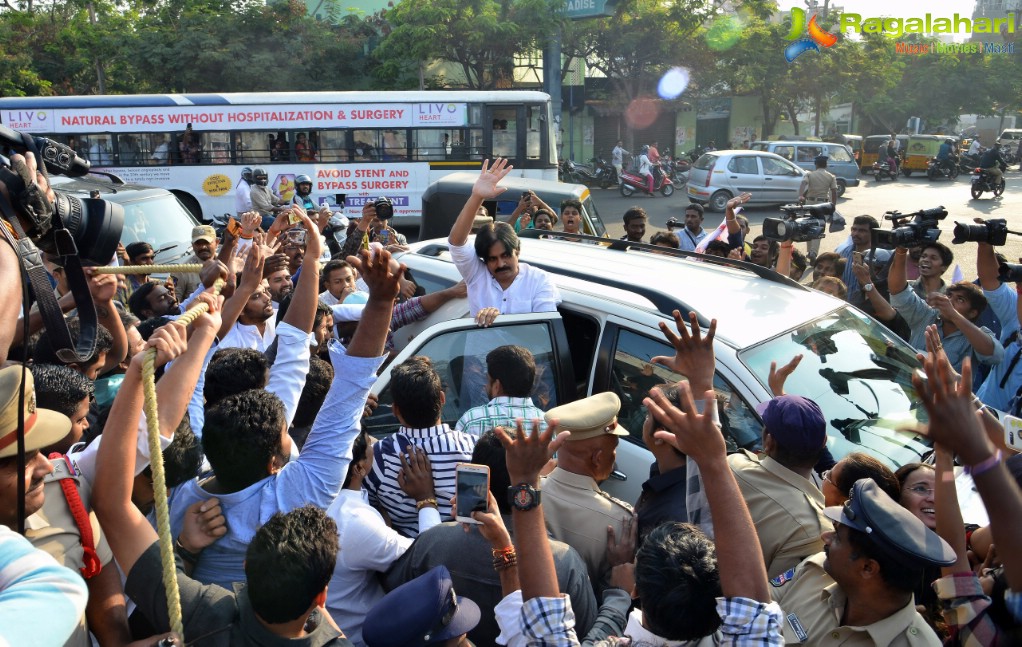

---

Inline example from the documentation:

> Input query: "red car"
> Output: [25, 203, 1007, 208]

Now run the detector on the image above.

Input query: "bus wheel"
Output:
[172, 191, 203, 220]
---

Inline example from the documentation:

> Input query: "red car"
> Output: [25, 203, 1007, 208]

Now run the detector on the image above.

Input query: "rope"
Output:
[140, 276, 225, 639]
[92, 264, 203, 275]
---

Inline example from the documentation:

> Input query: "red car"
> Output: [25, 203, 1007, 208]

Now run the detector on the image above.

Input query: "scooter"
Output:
[619, 163, 675, 197]
[926, 156, 959, 181]
[872, 159, 899, 182]
[970, 164, 1006, 199]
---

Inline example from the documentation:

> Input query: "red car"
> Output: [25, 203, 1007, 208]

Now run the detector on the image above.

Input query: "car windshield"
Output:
[119, 194, 197, 264]
[740, 307, 931, 468]
[693, 153, 717, 170]
[582, 195, 606, 236]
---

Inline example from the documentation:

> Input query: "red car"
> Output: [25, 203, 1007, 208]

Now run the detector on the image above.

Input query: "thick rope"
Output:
[139, 276, 225, 639]
[93, 264, 203, 275]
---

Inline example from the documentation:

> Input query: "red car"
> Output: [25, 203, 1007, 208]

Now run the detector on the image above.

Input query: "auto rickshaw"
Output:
[862, 135, 909, 175]
[902, 135, 943, 177]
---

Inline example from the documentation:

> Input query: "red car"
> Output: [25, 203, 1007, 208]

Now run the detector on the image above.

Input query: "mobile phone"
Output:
[853, 251, 865, 264]
[287, 228, 307, 246]
[287, 208, 302, 225]
[455, 464, 490, 524]
[1003, 414, 1022, 451]
[522, 191, 531, 202]
[335, 193, 347, 207]
[227, 217, 242, 237]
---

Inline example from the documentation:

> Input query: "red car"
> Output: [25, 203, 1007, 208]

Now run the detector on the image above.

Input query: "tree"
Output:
[374, 0, 561, 89]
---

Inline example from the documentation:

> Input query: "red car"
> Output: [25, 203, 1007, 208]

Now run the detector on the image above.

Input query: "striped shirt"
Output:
[455, 396, 546, 438]
[364, 425, 476, 538]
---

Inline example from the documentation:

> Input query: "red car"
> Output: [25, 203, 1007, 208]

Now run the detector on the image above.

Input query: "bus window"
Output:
[233, 132, 270, 164]
[491, 108, 516, 159]
[270, 132, 291, 162]
[116, 135, 144, 165]
[80, 135, 114, 167]
[413, 129, 449, 160]
[526, 105, 543, 161]
[195, 132, 231, 164]
[319, 130, 347, 162]
[381, 129, 408, 161]
[352, 130, 378, 160]
[295, 132, 318, 162]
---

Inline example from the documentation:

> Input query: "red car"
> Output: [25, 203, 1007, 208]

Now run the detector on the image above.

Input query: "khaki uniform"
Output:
[800, 169, 838, 202]
[771, 554, 941, 646]
[729, 450, 829, 578]
[542, 467, 633, 592]
[25, 458, 114, 647]
[172, 252, 203, 302]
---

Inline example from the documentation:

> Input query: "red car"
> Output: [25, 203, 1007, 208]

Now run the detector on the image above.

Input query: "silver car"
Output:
[686, 150, 807, 212]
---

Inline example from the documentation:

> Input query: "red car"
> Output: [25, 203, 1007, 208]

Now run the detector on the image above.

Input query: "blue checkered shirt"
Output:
[455, 396, 546, 438]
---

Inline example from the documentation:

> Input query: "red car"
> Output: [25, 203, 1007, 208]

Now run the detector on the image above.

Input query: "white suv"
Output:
[365, 233, 931, 503]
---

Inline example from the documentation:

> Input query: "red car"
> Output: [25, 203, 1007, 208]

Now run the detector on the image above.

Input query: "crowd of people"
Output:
[0, 153, 1020, 647]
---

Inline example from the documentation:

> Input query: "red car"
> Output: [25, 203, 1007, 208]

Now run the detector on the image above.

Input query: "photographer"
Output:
[340, 198, 408, 262]
[975, 241, 1022, 409]
[889, 246, 1003, 371]
[839, 215, 892, 310]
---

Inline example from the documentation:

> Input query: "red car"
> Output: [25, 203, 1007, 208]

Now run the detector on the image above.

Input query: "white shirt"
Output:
[638, 154, 652, 176]
[448, 238, 561, 317]
[234, 180, 252, 215]
[968, 139, 982, 156]
[319, 290, 342, 306]
[325, 489, 441, 646]
[612, 145, 628, 166]
[218, 316, 276, 353]
[152, 142, 169, 163]
[677, 227, 709, 252]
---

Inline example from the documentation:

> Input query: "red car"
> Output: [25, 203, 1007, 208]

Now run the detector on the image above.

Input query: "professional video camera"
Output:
[1, 124, 124, 363]
[762, 202, 845, 243]
[952, 218, 1017, 246]
[998, 262, 1022, 283]
[872, 207, 947, 249]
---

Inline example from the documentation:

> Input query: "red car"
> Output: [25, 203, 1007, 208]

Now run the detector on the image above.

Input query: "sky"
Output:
[774, 0, 978, 20]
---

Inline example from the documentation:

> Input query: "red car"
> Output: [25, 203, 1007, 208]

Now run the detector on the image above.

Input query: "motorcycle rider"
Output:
[637, 145, 655, 196]
[249, 167, 286, 229]
[978, 143, 1006, 187]
[235, 166, 254, 217]
[611, 140, 629, 184]
[291, 174, 317, 211]
[936, 138, 957, 175]
[886, 134, 899, 174]
[967, 137, 984, 157]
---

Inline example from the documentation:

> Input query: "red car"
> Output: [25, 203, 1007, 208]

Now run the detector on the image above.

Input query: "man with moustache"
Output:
[448, 159, 561, 326]
[173, 225, 218, 301]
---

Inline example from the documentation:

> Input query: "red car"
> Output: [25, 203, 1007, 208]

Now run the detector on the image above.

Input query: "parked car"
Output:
[364, 233, 932, 503]
[685, 150, 808, 212]
[49, 175, 200, 266]
[997, 128, 1022, 147]
[749, 140, 861, 197]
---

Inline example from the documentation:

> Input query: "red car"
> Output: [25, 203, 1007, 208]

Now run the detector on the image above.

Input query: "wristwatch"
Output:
[863, 283, 874, 293]
[507, 483, 541, 511]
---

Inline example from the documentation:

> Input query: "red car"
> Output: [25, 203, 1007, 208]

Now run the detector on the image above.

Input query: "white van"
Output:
[997, 129, 1022, 147]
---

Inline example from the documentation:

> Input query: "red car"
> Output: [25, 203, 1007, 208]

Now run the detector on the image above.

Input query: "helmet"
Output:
[242, 166, 253, 182]
[295, 174, 312, 197]
[252, 167, 268, 180]
[945, 139, 954, 145]
[641, 145, 649, 153]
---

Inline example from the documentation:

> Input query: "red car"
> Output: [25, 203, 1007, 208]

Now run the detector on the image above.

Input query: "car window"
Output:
[797, 146, 824, 162]
[693, 154, 718, 170]
[372, 322, 560, 434]
[829, 145, 852, 163]
[727, 156, 759, 175]
[749, 143, 767, 151]
[120, 194, 199, 263]
[740, 308, 931, 465]
[774, 146, 794, 161]
[762, 157, 799, 176]
[610, 328, 760, 452]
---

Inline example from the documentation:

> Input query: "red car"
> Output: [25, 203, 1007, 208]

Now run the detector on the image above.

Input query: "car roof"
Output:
[752, 140, 837, 147]
[409, 234, 844, 348]
[428, 172, 589, 200]
[48, 175, 176, 203]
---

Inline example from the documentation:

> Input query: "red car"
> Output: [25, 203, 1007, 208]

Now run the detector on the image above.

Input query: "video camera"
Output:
[762, 202, 845, 243]
[998, 262, 1022, 283]
[952, 218, 1010, 246]
[1, 124, 124, 363]
[872, 207, 947, 249]
[373, 196, 394, 220]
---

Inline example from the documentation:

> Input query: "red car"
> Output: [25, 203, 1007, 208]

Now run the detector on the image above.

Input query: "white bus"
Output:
[0, 91, 559, 232]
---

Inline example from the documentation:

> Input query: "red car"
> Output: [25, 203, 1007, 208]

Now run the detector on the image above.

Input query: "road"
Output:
[596, 167, 1022, 276]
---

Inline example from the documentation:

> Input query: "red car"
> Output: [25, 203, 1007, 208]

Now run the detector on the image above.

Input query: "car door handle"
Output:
[609, 469, 627, 481]
[765, 177, 773, 180]
[730, 175, 738, 178]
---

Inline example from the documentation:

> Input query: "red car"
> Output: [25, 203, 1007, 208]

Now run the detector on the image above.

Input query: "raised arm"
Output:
[977, 242, 1001, 291]
[418, 281, 468, 314]
[216, 238, 265, 340]
[888, 246, 909, 295]
[931, 294, 998, 357]
[853, 261, 897, 321]
[87, 269, 129, 374]
[281, 208, 322, 334]
[646, 382, 769, 602]
[449, 158, 513, 247]
[776, 243, 794, 279]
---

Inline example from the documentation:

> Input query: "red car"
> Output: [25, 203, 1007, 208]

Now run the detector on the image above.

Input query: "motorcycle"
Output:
[970, 164, 1006, 199]
[591, 157, 618, 189]
[960, 153, 982, 173]
[619, 163, 675, 197]
[926, 156, 959, 181]
[560, 158, 599, 186]
[871, 159, 899, 182]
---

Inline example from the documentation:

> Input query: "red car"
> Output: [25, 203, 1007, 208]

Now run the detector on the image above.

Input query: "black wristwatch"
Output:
[508, 483, 541, 511]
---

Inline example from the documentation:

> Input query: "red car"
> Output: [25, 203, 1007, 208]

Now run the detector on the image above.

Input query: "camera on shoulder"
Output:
[762, 202, 844, 243]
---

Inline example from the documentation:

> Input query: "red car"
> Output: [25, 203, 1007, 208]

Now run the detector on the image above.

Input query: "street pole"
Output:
[544, 29, 563, 161]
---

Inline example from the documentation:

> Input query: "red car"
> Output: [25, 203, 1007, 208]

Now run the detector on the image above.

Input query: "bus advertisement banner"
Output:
[95, 162, 432, 217]
[4, 102, 468, 133]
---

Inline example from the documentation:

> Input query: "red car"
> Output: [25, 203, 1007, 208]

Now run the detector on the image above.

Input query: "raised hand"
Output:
[472, 158, 514, 199]
[911, 356, 992, 465]
[142, 320, 189, 368]
[356, 247, 403, 302]
[475, 307, 500, 328]
[645, 382, 725, 463]
[469, 491, 513, 550]
[495, 419, 568, 487]
[606, 513, 638, 567]
[768, 354, 803, 397]
[85, 267, 118, 303]
[189, 291, 224, 334]
[199, 259, 229, 289]
[397, 446, 436, 503]
[240, 211, 261, 236]
[650, 310, 716, 392]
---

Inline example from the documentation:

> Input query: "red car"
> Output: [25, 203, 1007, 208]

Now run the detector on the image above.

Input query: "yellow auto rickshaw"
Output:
[861, 135, 890, 171]
[902, 135, 943, 177]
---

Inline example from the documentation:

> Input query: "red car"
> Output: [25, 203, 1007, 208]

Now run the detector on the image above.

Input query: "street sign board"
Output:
[564, 0, 616, 19]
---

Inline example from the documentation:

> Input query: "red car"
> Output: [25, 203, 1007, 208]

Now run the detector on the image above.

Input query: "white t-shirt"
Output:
[448, 238, 561, 316]
[234, 180, 252, 215]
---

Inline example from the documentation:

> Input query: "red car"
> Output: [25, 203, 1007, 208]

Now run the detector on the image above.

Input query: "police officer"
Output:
[799, 154, 838, 261]
[540, 392, 634, 594]
[770, 479, 956, 645]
